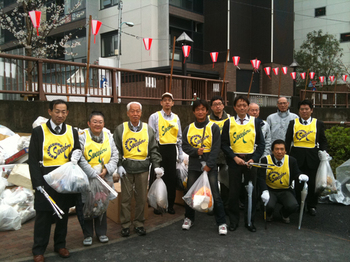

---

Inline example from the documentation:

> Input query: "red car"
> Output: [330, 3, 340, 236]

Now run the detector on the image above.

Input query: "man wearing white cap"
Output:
[148, 92, 183, 214]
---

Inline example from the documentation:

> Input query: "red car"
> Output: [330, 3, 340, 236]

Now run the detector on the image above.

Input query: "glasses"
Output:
[212, 102, 223, 107]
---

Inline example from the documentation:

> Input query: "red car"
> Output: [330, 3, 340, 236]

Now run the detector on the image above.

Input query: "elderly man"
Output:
[29, 99, 82, 262]
[114, 102, 162, 237]
[148, 92, 183, 214]
[266, 97, 297, 143]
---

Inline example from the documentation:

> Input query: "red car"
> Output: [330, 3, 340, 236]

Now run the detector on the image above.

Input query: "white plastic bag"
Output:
[182, 171, 214, 213]
[83, 178, 110, 219]
[0, 177, 7, 195]
[0, 125, 15, 137]
[32, 116, 48, 129]
[176, 162, 188, 190]
[147, 176, 168, 213]
[0, 204, 21, 231]
[315, 151, 337, 196]
[44, 162, 90, 193]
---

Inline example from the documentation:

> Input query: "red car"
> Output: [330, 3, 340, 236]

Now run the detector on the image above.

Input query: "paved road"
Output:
[29, 203, 350, 262]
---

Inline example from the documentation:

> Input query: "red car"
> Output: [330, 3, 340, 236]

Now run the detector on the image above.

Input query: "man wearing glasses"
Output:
[266, 97, 297, 143]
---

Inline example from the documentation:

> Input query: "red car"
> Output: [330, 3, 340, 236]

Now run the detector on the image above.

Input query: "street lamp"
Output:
[117, 1, 134, 103]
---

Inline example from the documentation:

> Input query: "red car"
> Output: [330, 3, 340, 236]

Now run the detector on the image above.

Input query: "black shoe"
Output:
[168, 207, 175, 214]
[308, 207, 317, 216]
[154, 209, 162, 215]
[134, 227, 147, 236]
[229, 224, 238, 231]
[121, 228, 130, 237]
[245, 223, 256, 232]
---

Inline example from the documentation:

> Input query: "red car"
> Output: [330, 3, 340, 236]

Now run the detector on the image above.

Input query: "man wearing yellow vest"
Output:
[257, 139, 308, 223]
[221, 95, 265, 232]
[148, 92, 183, 214]
[113, 102, 162, 237]
[285, 99, 327, 216]
[29, 99, 82, 262]
[182, 99, 227, 235]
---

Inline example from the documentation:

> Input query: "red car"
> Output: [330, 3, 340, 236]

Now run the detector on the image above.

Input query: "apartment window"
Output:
[101, 0, 120, 10]
[315, 7, 326, 17]
[101, 30, 119, 57]
[170, 0, 203, 14]
[340, 33, 350, 43]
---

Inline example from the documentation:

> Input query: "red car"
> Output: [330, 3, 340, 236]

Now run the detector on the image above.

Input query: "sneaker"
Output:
[182, 218, 193, 230]
[83, 237, 92, 246]
[218, 224, 227, 235]
[279, 209, 290, 224]
[99, 235, 109, 243]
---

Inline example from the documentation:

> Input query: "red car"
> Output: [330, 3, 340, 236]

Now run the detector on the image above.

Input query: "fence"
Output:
[300, 90, 350, 108]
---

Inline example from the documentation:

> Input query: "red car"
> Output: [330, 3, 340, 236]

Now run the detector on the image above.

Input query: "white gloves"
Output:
[117, 166, 126, 178]
[36, 186, 44, 193]
[71, 149, 82, 164]
[154, 167, 164, 178]
[177, 154, 184, 163]
[299, 174, 309, 182]
[261, 190, 270, 206]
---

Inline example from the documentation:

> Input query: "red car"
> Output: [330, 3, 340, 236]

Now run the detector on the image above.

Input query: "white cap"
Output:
[161, 92, 174, 100]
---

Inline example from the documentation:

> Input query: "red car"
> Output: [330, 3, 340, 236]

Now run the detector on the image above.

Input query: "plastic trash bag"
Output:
[0, 204, 21, 231]
[315, 151, 337, 196]
[0, 125, 15, 137]
[44, 162, 90, 193]
[83, 178, 110, 219]
[32, 116, 48, 129]
[147, 175, 168, 213]
[176, 162, 188, 190]
[17, 136, 30, 151]
[182, 171, 214, 213]
[0, 177, 7, 195]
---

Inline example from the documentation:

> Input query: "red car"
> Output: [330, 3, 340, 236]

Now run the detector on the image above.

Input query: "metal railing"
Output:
[0, 53, 228, 104]
[300, 90, 349, 108]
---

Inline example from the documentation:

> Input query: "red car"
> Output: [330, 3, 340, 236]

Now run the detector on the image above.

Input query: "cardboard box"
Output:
[107, 182, 148, 224]
[175, 190, 185, 206]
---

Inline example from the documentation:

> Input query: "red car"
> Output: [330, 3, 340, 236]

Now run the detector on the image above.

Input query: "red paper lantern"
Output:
[343, 75, 348, 82]
[91, 20, 102, 44]
[210, 52, 218, 68]
[143, 38, 153, 50]
[282, 66, 288, 74]
[29, 11, 41, 36]
[272, 67, 279, 75]
[329, 75, 335, 82]
[232, 56, 240, 66]
[309, 72, 315, 79]
[250, 59, 260, 70]
[182, 45, 191, 63]
[290, 72, 296, 80]
[319, 76, 325, 83]
[264, 67, 271, 76]
[300, 72, 306, 79]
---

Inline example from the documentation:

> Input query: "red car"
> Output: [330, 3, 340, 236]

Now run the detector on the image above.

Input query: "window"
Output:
[101, 0, 120, 10]
[170, 0, 203, 14]
[315, 7, 326, 17]
[101, 30, 119, 57]
[340, 33, 350, 43]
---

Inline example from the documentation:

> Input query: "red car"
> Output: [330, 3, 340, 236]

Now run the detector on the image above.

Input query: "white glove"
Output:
[117, 166, 126, 178]
[71, 149, 82, 164]
[299, 174, 309, 182]
[261, 190, 270, 206]
[154, 167, 164, 178]
[177, 154, 184, 163]
[36, 186, 44, 193]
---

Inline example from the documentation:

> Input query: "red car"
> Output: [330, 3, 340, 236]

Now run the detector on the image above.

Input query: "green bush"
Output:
[325, 126, 350, 176]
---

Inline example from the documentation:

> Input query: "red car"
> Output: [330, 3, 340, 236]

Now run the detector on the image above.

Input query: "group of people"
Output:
[28, 94, 327, 262]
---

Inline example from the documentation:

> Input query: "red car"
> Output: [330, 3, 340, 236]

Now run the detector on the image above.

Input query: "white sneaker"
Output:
[99, 235, 109, 243]
[218, 224, 227, 235]
[182, 218, 193, 230]
[83, 237, 92, 246]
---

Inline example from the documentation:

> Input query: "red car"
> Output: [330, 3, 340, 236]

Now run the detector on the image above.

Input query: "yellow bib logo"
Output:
[47, 143, 71, 160]
[87, 148, 107, 163]
[233, 129, 251, 144]
[268, 171, 287, 185]
[161, 124, 175, 137]
[190, 135, 208, 147]
[125, 138, 146, 152]
[295, 130, 313, 141]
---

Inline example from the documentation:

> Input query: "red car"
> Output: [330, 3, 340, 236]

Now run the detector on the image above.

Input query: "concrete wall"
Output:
[1, 101, 350, 134]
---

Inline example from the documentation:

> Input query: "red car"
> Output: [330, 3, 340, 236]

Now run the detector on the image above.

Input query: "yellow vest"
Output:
[157, 111, 179, 145]
[83, 129, 111, 168]
[266, 155, 290, 189]
[42, 124, 74, 167]
[229, 117, 256, 154]
[187, 122, 214, 153]
[293, 118, 317, 148]
[209, 115, 230, 134]
[122, 122, 149, 160]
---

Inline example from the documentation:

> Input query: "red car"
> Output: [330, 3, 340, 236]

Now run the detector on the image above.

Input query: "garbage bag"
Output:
[44, 162, 90, 193]
[0, 204, 21, 231]
[0, 177, 7, 195]
[176, 161, 188, 191]
[32, 116, 48, 129]
[0, 125, 15, 137]
[315, 151, 337, 196]
[83, 178, 110, 219]
[0, 134, 21, 159]
[183, 171, 214, 213]
[147, 176, 168, 213]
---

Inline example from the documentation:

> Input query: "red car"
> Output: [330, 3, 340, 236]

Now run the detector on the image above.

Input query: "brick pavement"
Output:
[0, 204, 185, 262]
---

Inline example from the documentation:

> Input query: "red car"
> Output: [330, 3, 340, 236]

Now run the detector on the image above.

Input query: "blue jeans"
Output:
[185, 169, 226, 226]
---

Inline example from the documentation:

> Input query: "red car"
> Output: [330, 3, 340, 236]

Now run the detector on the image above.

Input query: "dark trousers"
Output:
[296, 164, 318, 209]
[83, 212, 107, 238]
[267, 190, 299, 217]
[228, 165, 257, 225]
[32, 209, 69, 256]
[185, 170, 226, 226]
